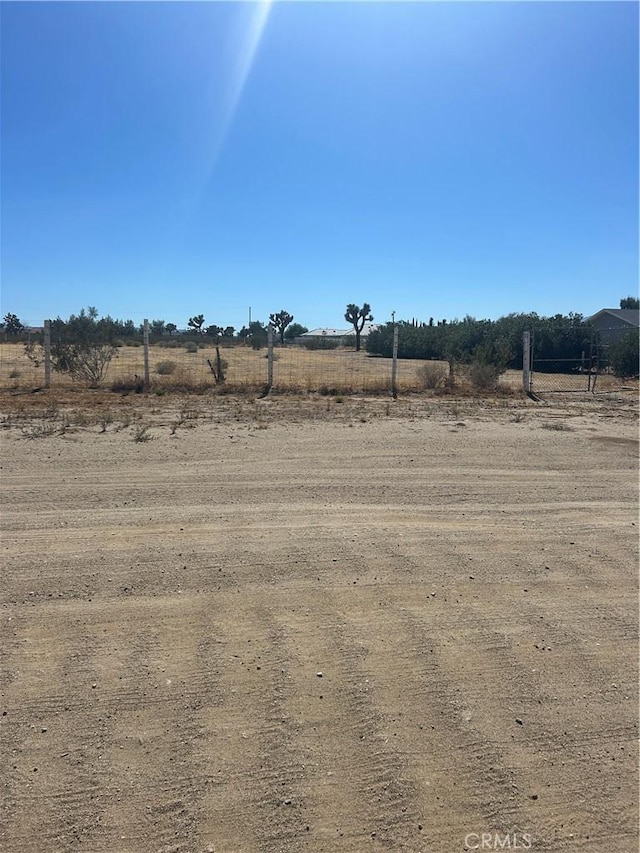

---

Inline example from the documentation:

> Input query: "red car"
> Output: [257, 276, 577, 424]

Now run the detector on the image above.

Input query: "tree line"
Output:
[1, 301, 376, 349]
[365, 305, 638, 377]
[2, 309, 310, 346]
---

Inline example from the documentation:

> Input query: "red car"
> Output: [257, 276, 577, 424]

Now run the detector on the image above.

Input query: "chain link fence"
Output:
[528, 325, 638, 395]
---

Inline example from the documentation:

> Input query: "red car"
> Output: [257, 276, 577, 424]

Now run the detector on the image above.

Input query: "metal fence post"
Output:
[391, 321, 399, 398]
[143, 319, 150, 389]
[522, 331, 531, 394]
[43, 319, 51, 388]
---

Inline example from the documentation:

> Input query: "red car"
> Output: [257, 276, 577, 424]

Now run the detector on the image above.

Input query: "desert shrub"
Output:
[133, 424, 152, 442]
[156, 360, 177, 375]
[25, 340, 117, 387]
[184, 341, 198, 353]
[125, 340, 142, 347]
[99, 411, 114, 432]
[417, 361, 447, 389]
[542, 420, 572, 431]
[24, 308, 120, 387]
[466, 362, 503, 390]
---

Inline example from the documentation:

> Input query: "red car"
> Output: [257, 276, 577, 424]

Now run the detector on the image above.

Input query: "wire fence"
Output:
[1, 326, 634, 397]
[0, 334, 522, 396]
[529, 325, 637, 395]
[530, 358, 597, 393]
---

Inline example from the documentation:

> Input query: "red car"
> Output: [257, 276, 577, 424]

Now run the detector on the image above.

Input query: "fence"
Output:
[525, 328, 637, 396]
[3, 322, 634, 397]
[0, 320, 529, 396]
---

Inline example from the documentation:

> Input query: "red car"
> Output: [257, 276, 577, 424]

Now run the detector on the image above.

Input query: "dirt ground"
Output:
[1, 391, 638, 853]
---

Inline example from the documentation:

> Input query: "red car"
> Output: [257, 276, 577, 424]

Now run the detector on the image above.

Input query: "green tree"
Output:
[620, 296, 640, 310]
[187, 314, 205, 334]
[366, 312, 593, 374]
[345, 303, 373, 352]
[3, 313, 25, 336]
[610, 330, 639, 378]
[150, 319, 166, 336]
[284, 322, 308, 341]
[223, 326, 235, 338]
[248, 320, 267, 349]
[165, 322, 177, 336]
[269, 310, 294, 344]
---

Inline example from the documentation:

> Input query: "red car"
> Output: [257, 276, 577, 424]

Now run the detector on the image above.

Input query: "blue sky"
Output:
[1, 0, 638, 331]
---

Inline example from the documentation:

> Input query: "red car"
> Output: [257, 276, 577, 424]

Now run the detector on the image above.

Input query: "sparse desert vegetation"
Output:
[1, 341, 635, 398]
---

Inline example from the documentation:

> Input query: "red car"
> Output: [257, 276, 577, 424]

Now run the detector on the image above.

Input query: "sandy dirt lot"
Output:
[1, 392, 638, 853]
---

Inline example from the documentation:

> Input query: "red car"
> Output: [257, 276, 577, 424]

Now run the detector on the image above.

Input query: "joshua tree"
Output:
[269, 310, 294, 344]
[345, 303, 373, 352]
[3, 313, 24, 337]
[187, 314, 205, 334]
[206, 324, 224, 340]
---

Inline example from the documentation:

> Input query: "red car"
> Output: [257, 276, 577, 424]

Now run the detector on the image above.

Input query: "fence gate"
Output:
[527, 331, 599, 395]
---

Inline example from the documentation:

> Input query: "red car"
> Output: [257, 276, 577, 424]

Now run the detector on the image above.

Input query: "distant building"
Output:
[588, 309, 639, 347]
[294, 324, 380, 345]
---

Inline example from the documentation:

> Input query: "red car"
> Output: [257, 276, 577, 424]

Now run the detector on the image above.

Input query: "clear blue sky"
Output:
[1, 0, 638, 331]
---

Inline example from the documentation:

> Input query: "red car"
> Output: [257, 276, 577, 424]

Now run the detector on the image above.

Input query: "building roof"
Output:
[588, 308, 640, 327]
[300, 328, 352, 338]
[300, 323, 381, 338]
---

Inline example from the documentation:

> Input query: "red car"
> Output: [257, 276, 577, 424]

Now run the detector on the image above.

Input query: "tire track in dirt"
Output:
[338, 510, 635, 844]
[324, 571, 528, 850]
[2, 404, 637, 852]
[365, 526, 638, 850]
[0, 609, 116, 850]
[197, 601, 316, 853]
[92, 596, 225, 852]
[272, 594, 427, 852]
